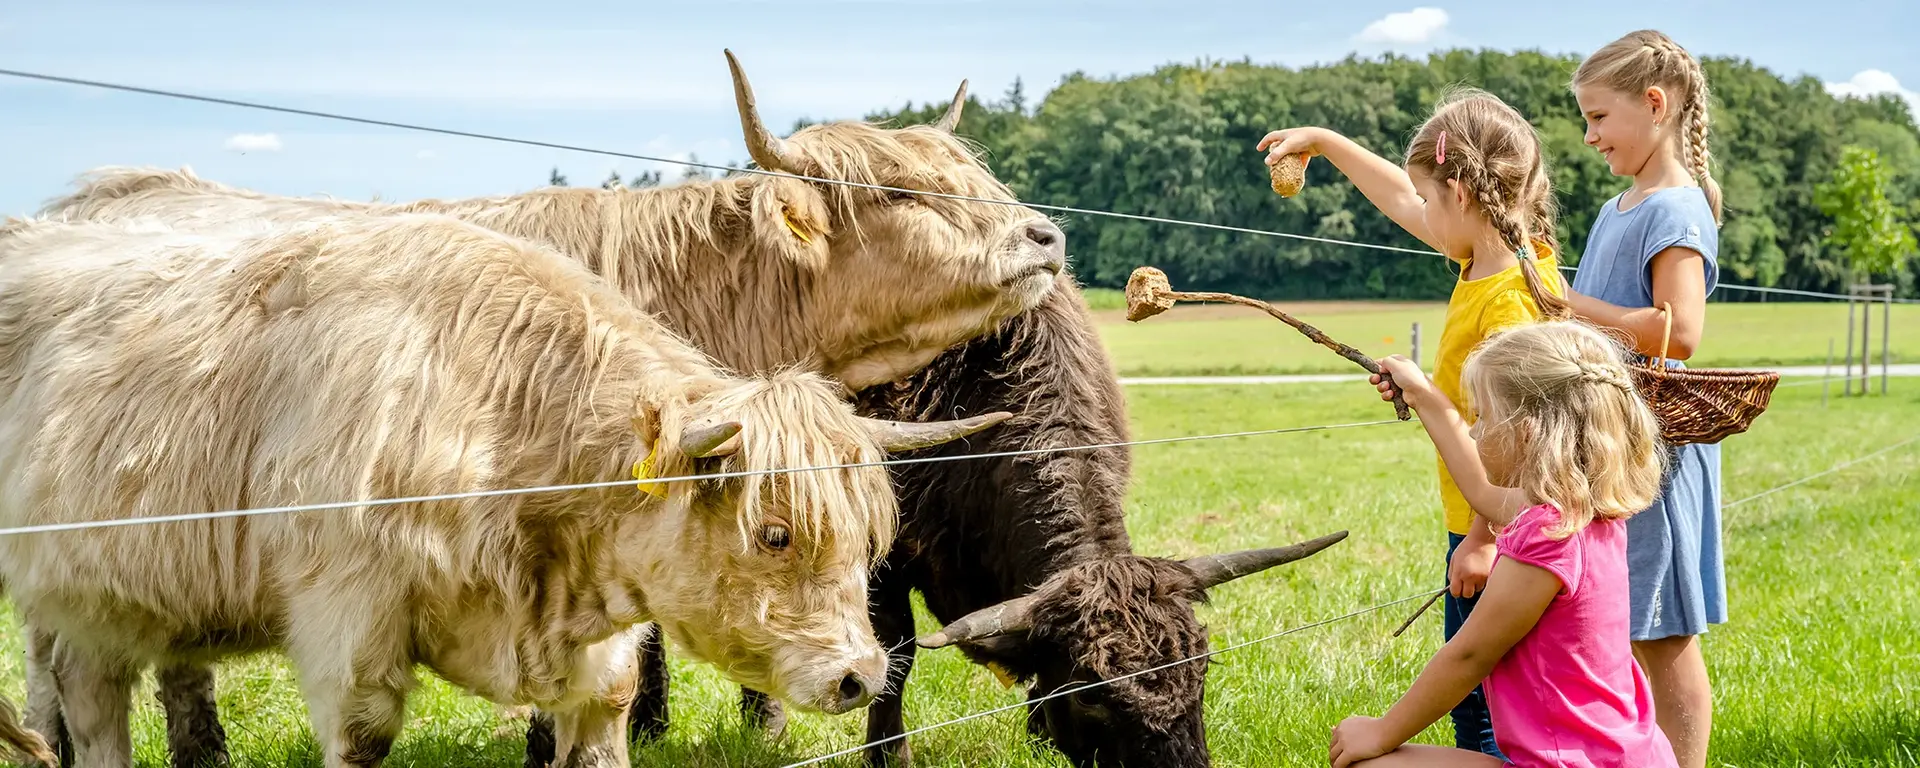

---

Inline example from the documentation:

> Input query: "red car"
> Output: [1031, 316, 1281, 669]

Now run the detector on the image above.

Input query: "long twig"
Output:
[1126, 267, 1412, 420]
[1390, 587, 1448, 638]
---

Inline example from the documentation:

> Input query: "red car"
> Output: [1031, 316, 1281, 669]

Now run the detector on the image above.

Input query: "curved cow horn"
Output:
[863, 411, 1011, 453]
[724, 49, 802, 173]
[931, 79, 969, 133]
[916, 593, 1037, 649]
[1181, 530, 1349, 592]
[680, 421, 744, 459]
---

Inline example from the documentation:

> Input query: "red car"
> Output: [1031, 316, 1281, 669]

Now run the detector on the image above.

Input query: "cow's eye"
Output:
[759, 523, 792, 551]
[884, 189, 918, 205]
[1067, 688, 1111, 718]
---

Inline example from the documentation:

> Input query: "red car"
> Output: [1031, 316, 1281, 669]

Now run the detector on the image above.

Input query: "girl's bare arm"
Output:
[1568, 246, 1708, 360]
[1257, 127, 1438, 250]
[1373, 355, 1532, 524]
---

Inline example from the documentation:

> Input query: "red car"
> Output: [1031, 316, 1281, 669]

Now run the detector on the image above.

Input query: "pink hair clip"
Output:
[1435, 131, 1448, 165]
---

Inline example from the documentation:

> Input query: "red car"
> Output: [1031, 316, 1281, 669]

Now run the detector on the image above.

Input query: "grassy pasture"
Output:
[2, 303, 1917, 767]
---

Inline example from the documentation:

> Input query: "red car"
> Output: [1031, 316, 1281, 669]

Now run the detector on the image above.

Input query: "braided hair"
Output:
[1404, 87, 1572, 321]
[1462, 320, 1668, 538]
[1571, 29, 1725, 224]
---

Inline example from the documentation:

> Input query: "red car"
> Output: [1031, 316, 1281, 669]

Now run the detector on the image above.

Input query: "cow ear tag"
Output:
[630, 413, 668, 500]
[633, 445, 668, 499]
[985, 662, 1019, 689]
[781, 204, 813, 244]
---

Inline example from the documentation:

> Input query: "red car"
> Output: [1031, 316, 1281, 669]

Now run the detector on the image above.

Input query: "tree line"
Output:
[558, 48, 1920, 300]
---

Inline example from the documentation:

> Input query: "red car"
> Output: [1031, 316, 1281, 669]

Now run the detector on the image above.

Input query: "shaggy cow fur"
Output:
[0, 213, 1002, 768]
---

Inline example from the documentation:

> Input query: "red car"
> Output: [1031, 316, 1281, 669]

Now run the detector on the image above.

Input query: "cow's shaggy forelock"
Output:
[680, 371, 897, 565]
[1027, 557, 1212, 730]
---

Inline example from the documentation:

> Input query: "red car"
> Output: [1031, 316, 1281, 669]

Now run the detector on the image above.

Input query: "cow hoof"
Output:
[555, 743, 624, 768]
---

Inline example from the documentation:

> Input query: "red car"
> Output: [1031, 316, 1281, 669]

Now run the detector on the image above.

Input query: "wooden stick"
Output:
[1124, 267, 1412, 421]
[1390, 587, 1448, 638]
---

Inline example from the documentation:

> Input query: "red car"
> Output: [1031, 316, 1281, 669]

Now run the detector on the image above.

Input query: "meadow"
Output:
[2, 303, 1917, 767]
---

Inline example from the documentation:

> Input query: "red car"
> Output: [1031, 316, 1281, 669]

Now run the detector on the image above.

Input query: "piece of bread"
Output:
[1269, 153, 1307, 197]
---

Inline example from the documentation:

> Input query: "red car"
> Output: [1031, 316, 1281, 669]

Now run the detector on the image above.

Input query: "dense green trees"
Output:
[554, 49, 1919, 299]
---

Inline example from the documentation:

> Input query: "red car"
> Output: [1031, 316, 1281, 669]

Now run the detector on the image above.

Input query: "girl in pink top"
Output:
[1329, 320, 1679, 768]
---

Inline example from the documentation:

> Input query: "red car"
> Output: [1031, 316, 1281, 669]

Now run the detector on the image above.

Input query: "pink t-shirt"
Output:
[1482, 503, 1678, 768]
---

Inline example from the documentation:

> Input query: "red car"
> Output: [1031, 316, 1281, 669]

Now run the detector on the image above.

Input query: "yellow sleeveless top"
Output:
[1432, 243, 1564, 535]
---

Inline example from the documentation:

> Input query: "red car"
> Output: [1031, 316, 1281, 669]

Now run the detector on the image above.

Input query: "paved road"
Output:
[1119, 364, 1920, 386]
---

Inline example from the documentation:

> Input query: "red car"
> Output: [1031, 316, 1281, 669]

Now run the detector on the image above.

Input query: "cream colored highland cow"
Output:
[0, 212, 1006, 768]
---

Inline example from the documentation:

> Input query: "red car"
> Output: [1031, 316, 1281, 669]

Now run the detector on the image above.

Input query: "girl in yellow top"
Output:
[1258, 87, 1568, 760]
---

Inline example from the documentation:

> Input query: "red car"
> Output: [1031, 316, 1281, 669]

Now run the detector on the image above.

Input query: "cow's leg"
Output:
[50, 641, 137, 768]
[547, 640, 638, 768]
[736, 689, 785, 739]
[155, 662, 229, 768]
[291, 644, 413, 768]
[286, 582, 414, 768]
[524, 623, 669, 768]
[24, 626, 72, 767]
[627, 625, 670, 743]
[862, 579, 917, 768]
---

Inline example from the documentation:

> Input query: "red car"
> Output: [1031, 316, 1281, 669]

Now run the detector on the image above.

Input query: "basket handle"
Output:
[1653, 300, 1673, 368]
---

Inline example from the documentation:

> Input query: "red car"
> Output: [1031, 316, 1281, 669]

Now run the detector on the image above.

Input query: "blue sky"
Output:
[3, 0, 1916, 216]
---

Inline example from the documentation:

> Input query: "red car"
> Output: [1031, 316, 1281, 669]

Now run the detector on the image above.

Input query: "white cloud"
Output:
[1355, 7, 1449, 46]
[223, 133, 282, 153]
[1825, 69, 1919, 120]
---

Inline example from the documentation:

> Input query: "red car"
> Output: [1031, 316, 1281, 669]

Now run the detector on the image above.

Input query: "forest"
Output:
[568, 48, 1920, 301]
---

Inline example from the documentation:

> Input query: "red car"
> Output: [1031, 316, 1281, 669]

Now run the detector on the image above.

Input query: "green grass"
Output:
[4, 381, 1916, 767]
[1096, 301, 1920, 377]
[1079, 287, 1127, 312]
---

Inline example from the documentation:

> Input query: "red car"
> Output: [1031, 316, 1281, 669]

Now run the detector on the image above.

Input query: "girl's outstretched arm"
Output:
[1256, 127, 1438, 251]
[1328, 559, 1561, 768]
[1569, 246, 1708, 360]
[1372, 356, 1531, 526]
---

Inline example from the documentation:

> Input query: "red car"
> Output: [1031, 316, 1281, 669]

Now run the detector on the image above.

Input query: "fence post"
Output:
[1846, 291, 1856, 397]
[1825, 337, 1834, 407]
[1882, 286, 1892, 396]
[1411, 322, 1422, 366]
[1861, 285, 1873, 395]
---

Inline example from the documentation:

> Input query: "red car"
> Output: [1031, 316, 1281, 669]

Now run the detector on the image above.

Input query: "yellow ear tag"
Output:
[985, 662, 1019, 689]
[632, 445, 667, 499]
[781, 205, 813, 245]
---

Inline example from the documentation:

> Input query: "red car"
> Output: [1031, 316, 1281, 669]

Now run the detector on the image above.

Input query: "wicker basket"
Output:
[1628, 302, 1781, 445]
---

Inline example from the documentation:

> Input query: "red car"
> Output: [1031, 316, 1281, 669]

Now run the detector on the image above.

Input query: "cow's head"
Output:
[724, 50, 1066, 389]
[629, 370, 1009, 715]
[916, 532, 1348, 767]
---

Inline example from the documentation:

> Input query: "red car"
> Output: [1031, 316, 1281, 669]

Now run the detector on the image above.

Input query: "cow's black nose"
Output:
[837, 673, 868, 708]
